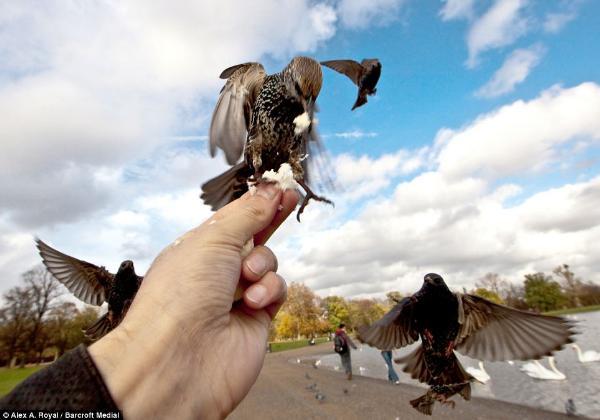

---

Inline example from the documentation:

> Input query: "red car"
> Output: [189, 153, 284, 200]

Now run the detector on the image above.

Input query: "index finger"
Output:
[254, 189, 299, 245]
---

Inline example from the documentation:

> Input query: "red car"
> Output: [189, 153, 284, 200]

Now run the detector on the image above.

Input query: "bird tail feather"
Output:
[85, 313, 112, 340]
[351, 92, 367, 110]
[395, 345, 474, 386]
[200, 162, 252, 211]
[409, 394, 434, 416]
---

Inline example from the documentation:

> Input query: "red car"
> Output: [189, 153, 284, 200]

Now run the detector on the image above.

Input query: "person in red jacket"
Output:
[334, 323, 358, 380]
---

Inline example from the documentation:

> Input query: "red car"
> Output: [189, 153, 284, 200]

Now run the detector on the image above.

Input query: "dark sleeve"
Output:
[344, 333, 357, 349]
[0, 345, 119, 411]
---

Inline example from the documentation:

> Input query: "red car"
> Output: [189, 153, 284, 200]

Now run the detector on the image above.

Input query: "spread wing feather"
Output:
[320, 60, 363, 85]
[36, 239, 112, 306]
[455, 293, 574, 361]
[357, 297, 419, 350]
[209, 62, 266, 165]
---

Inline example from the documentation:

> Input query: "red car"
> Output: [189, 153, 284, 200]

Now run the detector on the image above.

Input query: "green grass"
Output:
[269, 337, 329, 353]
[0, 365, 44, 397]
[544, 304, 600, 316]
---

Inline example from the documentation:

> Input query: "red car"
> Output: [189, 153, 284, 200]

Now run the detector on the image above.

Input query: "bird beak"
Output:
[424, 276, 434, 284]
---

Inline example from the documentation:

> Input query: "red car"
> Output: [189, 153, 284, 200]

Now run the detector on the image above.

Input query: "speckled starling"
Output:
[201, 56, 333, 221]
[358, 273, 574, 415]
[321, 59, 381, 110]
[36, 239, 143, 340]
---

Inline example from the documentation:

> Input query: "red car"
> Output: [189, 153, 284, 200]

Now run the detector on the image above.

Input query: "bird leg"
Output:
[444, 341, 455, 357]
[434, 394, 456, 409]
[296, 179, 334, 222]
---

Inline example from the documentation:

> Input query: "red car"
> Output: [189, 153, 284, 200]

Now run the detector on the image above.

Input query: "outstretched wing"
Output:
[321, 59, 363, 85]
[357, 297, 419, 350]
[455, 293, 574, 361]
[210, 62, 266, 165]
[36, 239, 113, 306]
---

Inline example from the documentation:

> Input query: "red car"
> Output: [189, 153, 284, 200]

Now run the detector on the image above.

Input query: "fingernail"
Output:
[246, 284, 267, 305]
[246, 255, 267, 275]
[256, 183, 279, 200]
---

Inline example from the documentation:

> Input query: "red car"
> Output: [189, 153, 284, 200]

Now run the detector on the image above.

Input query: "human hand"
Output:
[89, 184, 299, 419]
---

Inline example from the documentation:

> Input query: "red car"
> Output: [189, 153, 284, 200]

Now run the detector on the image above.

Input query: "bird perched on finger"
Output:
[201, 56, 334, 221]
[357, 273, 574, 415]
[320, 58, 381, 110]
[36, 239, 143, 340]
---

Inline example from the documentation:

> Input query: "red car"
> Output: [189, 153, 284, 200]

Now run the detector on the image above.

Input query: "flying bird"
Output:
[201, 57, 334, 221]
[357, 273, 574, 415]
[320, 59, 381, 110]
[36, 239, 143, 340]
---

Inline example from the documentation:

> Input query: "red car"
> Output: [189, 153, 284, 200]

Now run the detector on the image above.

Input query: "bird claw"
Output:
[296, 180, 334, 222]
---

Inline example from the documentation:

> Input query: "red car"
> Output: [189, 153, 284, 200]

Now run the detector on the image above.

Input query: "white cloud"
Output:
[439, 0, 476, 21]
[437, 83, 600, 179]
[543, 11, 576, 33]
[466, 0, 529, 68]
[327, 130, 378, 139]
[336, 0, 407, 29]
[476, 44, 545, 98]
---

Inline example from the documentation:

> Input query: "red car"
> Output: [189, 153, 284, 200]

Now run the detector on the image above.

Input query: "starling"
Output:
[201, 57, 333, 221]
[320, 59, 381, 110]
[358, 273, 574, 415]
[36, 239, 143, 340]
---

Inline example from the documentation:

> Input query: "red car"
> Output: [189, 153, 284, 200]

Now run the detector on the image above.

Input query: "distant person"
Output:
[308, 337, 316, 345]
[334, 323, 357, 380]
[381, 350, 400, 384]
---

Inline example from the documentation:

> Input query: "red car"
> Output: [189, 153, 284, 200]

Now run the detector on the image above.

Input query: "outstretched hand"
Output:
[89, 183, 299, 419]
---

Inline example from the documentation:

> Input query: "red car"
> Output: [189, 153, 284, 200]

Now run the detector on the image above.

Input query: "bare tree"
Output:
[475, 273, 508, 297]
[21, 266, 63, 365]
[0, 287, 34, 367]
[553, 264, 582, 307]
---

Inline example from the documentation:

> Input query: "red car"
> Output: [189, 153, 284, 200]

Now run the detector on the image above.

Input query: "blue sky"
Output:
[1, 0, 599, 299]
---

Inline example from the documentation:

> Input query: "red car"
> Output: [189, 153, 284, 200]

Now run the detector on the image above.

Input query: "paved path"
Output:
[230, 342, 575, 420]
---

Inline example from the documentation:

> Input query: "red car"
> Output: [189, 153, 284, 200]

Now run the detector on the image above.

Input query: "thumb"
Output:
[207, 183, 283, 249]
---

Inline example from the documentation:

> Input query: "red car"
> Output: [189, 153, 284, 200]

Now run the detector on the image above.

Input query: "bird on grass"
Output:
[36, 239, 143, 340]
[358, 273, 574, 416]
[201, 57, 334, 221]
[320, 59, 381, 110]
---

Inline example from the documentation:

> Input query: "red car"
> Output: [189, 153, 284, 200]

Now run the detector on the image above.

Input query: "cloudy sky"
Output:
[1, 0, 599, 299]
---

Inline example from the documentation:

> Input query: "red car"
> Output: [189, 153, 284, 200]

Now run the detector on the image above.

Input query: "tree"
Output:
[502, 283, 528, 310]
[321, 296, 350, 330]
[21, 266, 62, 365]
[0, 286, 34, 367]
[476, 273, 508, 297]
[472, 287, 504, 305]
[348, 299, 386, 329]
[385, 291, 402, 308]
[523, 273, 567, 312]
[279, 283, 321, 339]
[46, 302, 79, 358]
[553, 264, 582, 308]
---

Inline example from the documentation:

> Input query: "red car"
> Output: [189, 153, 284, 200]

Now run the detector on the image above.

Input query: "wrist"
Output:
[89, 311, 225, 419]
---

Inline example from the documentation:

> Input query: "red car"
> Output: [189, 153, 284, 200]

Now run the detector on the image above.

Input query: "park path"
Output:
[229, 342, 575, 420]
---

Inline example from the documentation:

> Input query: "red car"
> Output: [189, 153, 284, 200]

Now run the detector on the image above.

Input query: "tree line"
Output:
[2, 263, 599, 366]
[0, 266, 98, 367]
[270, 264, 600, 341]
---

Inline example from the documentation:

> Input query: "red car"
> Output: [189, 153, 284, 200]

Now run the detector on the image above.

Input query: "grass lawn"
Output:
[269, 337, 329, 353]
[0, 365, 44, 397]
[544, 304, 600, 316]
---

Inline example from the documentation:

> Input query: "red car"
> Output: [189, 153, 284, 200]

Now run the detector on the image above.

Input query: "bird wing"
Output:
[320, 60, 363, 85]
[455, 293, 574, 361]
[357, 297, 419, 349]
[210, 62, 266, 165]
[300, 102, 336, 192]
[36, 239, 113, 306]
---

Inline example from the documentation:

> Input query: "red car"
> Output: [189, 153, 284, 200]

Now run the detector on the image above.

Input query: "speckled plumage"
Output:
[358, 273, 574, 415]
[36, 239, 142, 340]
[202, 57, 333, 220]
